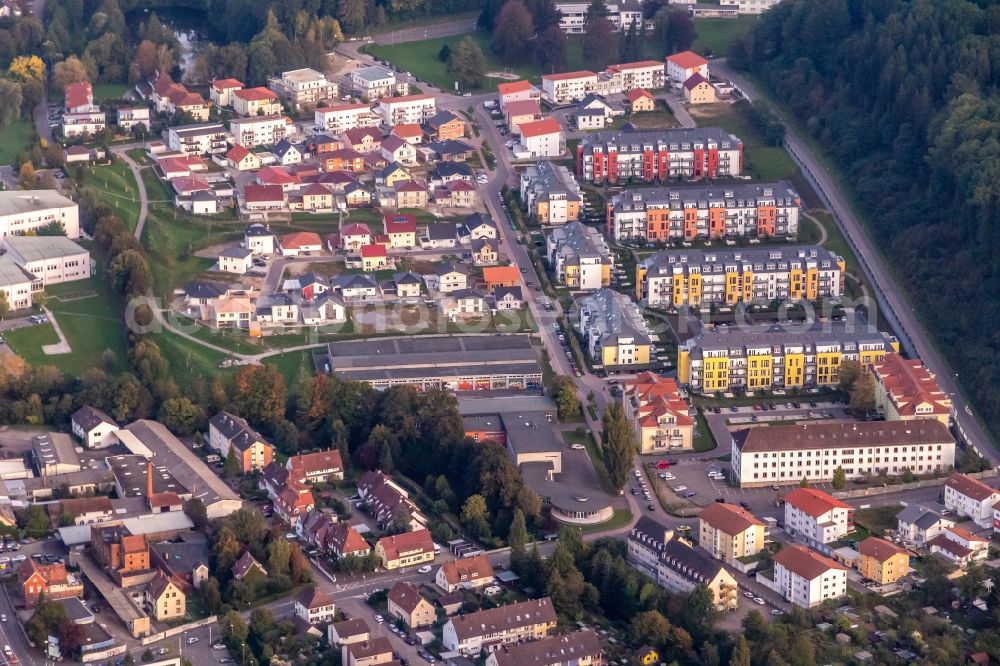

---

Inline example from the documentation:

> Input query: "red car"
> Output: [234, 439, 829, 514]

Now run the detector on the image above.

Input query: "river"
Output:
[126, 7, 220, 81]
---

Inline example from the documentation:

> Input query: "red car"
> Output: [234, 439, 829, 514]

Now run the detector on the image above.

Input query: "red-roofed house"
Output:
[171, 176, 211, 197]
[374, 528, 434, 570]
[784, 488, 853, 545]
[683, 73, 716, 104]
[227, 145, 261, 171]
[381, 134, 417, 166]
[341, 223, 373, 252]
[242, 184, 286, 211]
[360, 244, 390, 272]
[393, 180, 428, 208]
[770, 544, 847, 608]
[626, 88, 656, 113]
[666, 51, 709, 83]
[498, 79, 540, 111]
[622, 372, 694, 452]
[504, 99, 542, 135]
[281, 231, 323, 257]
[320, 149, 365, 173]
[383, 213, 417, 248]
[342, 127, 383, 153]
[437, 179, 477, 208]
[210, 78, 244, 107]
[19, 560, 84, 607]
[64, 81, 95, 113]
[327, 523, 371, 560]
[157, 156, 195, 180]
[274, 483, 316, 524]
[233, 87, 281, 116]
[944, 473, 1000, 528]
[257, 166, 301, 192]
[872, 353, 952, 425]
[519, 118, 563, 157]
[391, 123, 423, 145]
[928, 526, 989, 567]
[166, 89, 210, 121]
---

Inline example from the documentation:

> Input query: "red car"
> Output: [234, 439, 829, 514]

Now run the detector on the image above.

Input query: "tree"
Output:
[602, 401, 635, 490]
[221, 610, 248, 645]
[630, 609, 671, 648]
[461, 494, 491, 539]
[26, 601, 68, 650]
[508, 507, 528, 556]
[8, 55, 44, 82]
[18, 162, 36, 189]
[729, 635, 750, 666]
[223, 447, 241, 477]
[552, 375, 582, 420]
[53, 56, 88, 91]
[582, 0, 618, 70]
[158, 398, 204, 435]
[200, 578, 222, 614]
[492, 0, 534, 63]
[533, 25, 567, 73]
[0, 79, 21, 128]
[663, 8, 695, 54]
[233, 365, 287, 426]
[799, 477, 810, 488]
[267, 538, 292, 576]
[134, 40, 161, 80]
[447, 36, 487, 89]
[250, 606, 274, 637]
[849, 374, 877, 416]
[0, 291, 7, 321]
[837, 359, 863, 394]
[184, 498, 208, 530]
[112, 373, 142, 422]
[438, 43, 452, 63]
[831, 466, 847, 490]
[336, 0, 367, 34]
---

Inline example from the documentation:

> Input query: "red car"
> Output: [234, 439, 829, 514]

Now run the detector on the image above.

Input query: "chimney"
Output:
[146, 461, 153, 498]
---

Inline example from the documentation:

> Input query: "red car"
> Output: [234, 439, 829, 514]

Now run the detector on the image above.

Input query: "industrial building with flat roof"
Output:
[323, 335, 542, 391]
[0, 190, 80, 238]
[2, 235, 92, 285]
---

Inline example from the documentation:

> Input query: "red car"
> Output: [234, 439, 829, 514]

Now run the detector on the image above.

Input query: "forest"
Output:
[731, 0, 1000, 441]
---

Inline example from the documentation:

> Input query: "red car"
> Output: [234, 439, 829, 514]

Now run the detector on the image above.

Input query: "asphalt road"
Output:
[714, 59, 996, 463]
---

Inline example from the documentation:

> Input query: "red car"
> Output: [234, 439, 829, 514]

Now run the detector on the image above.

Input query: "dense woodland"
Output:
[730, 0, 1000, 439]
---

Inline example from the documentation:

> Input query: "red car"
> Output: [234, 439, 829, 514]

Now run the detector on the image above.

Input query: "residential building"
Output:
[443, 289, 486, 318]
[423, 222, 457, 249]
[607, 60, 666, 89]
[294, 586, 336, 625]
[541, 71, 599, 104]
[208, 412, 274, 473]
[273, 482, 315, 524]
[146, 571, 185, 621]
[505, 99, 543, 135]
[378, 94, 436, 126]
[387, 581, 435, 628]
[665, 51, 709, 83]
[2, 236, 91, 286]
[927, 526, 989, 567]
[683, 73, 716, 104]
[626, 517, 739, 610]
[233, 86, 282, 116]
[268, 68, 333, 110]
[360, 244, 389, 271]
[274, 140, 304, 166]
[434, 554, 494, 593]
[626, 87, 656, 112]
[610, 181, 800, 241]
[433, 261, 468, 294]
[857, 536, 909, 585]
[337, 273, 379, 301]
[636, 246, 841, 308]
[546, 220, 613, 289]
[393, 180, 428, 208]
[321, 149, 366, 173]
[149, 536, 210, 590]
[343, 127, 382, 152]
[944, 473, 1000, 528]
[392, 123, 424, 144]
[472, 238, 500, 265]
[316, 103, 378, 134]
[519, 161, 583, 224]
[769, 544, 847, 609]
[425, 110, 465, 140]
[442, 598, 558, 655]
[465, 213, 498, 240]
[486, 631, 603, 666]
[327, 522, 372, 560]
[871, 353, 952, 425]
[245, 223, 278, 255]
[0, 189, 81, 239]
[230, 115, 290, 148]
[117, 107, 151, 132]
[383, 213, 417, 248]
[783, 487, 853, 545]
[719, 0, 782, 14]
[329, 618, 370, 647]
[71, 406, 118, 448]
[519, 118, 564, 158]
[622, 372, 694, 452]
[381, 134, 417, 165]
[577, 128, 743, 183]
[390, 271, 424, 298]
[374, 529, 435, 570]
[555, 0, 644, 33]
[732, 419, 955, 487]
[344, 638, 393, 666]
[357, 470, 428, 531]
[896, 504, 955, 546]
[281, 231, 323, 256]
[697, 502, 766, 566]
[210, 78, 244, 107]
[678, 323, 900, 393]
[350, 66, 406, 101]
[228, 145, 262, 171]
[62, 81, 106, 137]
[166, 123, 228, 156]
[19, 560, 84, 607]
[341, 223, 373, 252]
[287, 450, 345, 483]
[497, 80, 541, 111]
[578, 288, 654, 367]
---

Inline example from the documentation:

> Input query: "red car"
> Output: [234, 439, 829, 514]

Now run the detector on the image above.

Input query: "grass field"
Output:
[0, 118, 34, 166]
[83, 161, 142, 231]
[690, 102, 798, 181]
[264, 349, 318, 387]
[691, 16, 758, 57]
[153, 327, 239, 391]
[853, 505, 902, 537]
[4, 323, 60, 365]
[576, 508, 634, 534]
[92, 84, 130, 102]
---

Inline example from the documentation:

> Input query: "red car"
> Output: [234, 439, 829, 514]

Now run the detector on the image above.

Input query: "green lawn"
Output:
[692, 16, 759, 57]
[576, 508, 634, 534]
[4, 323, 60, 364]
[693, 412, 717, 453]
[83, 160, 142, 231]
[691, 102, 798, 181]
[264, 349, 318, 387]
[153, 328, 239, 391]
[0, 118, 34, 166]
[92, 84, 130, 102]
[853, 505, 903, 537]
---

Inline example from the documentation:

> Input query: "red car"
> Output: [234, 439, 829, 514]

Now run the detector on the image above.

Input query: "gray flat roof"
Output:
[501, 412, 562, 455]
[0, 190, 76, 216]
[106, 454, 189, 498]
[353, 65, 394, 82]
[328, 335, 539, 370]
[0, 255, 37, 288]
[4, 236, 87, 262]
[336, 362, 542, 382]
[462, 414, 503, 433]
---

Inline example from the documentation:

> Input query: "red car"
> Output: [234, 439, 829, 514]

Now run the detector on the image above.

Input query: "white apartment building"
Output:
[555, 1, 645, 34]
[166, 123, 229, 156]
[546, 221, 613, 291]
[315, 104, 378, 134]
[769, 544, 847, 609]
[230, 115, 291, 148]
[117, 107, 151, 132]
[731, 419, 955, 487]
[268, 68, 334, 110]
[720, 0, 783, 14]
[0, 255, 35, 310]
[606, 60, 665, 90]
[541, 71, 599, 104]
[0, 190, 80, 239]
[442, 598, 557, 655]
[378, 95, 436, 126]
[498, 80, 541, 110]
[783, 487, 853, 545]
[896, 504, 955, 546]
[62, 110, 106, 138]
[665, 51, 709, 84]
[2, 236, 91, 285]
[520, 118, 563, 158]
[351, 66, 407, 101]
[943, 473, 1000, 528]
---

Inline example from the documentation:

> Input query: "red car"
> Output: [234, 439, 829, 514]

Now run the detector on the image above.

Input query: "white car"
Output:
[753, 597, 765, 605]
[187, 637, 199, 645]
[570, 443, 585, 450]
[743, 591, 753, 599]
[770, 609, 783, 616]
[662, 473, 676, 480]
[417, 565, 432, 574]
[375, 614, 384, 623]
[672, 486, 688, 492]
[212, 644, 226, 651]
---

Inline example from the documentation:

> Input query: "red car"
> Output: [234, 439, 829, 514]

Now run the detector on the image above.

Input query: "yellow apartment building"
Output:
[857, 536, 910, 584]
[698, 502, 766, 566]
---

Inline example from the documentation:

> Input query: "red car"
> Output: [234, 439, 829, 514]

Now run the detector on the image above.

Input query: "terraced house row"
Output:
[678, 323, 899, 393]
[636, 246, 845, 308]
[577, 128, 743, 183]
[607, 181, 801, 241]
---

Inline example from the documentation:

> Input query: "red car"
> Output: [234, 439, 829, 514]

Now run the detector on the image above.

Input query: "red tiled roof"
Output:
[172, 176, 211, 194]
[227, 145, 250, 162]
[235, 86, 277, 102]
[360, 244, 387, 258]
[627, 88, 654, 102]
[872, 353, 951, 417]
[438, 554, 493, 586]
[341, 223, 372, 237]
[498, 80, 534, 96]
[945, 473, 1000, 503]
[318, 103, 370, 113]
[541, 70, 597, 81]
[773, 544, 845, 580]
[212, 78, 244, 91]
[698, 502, 764, 536]
[243, 184, 284, 203]
[666, 51, 708, 69]
[504, 100, 541, 117]
[783, 487, 851, 518]
[857, 536, 908, 562]
[380, 94, 433, 104]
[392, 123, 422, 138]
[384, 213, 417, 233]
[281, 231, 322, 249]
[519, 118, 562, 139]
[64, 81, 92, 110]
[377, 528, 432, 561]
[257, 166, 299, 185]
[684, 73, 709, 90]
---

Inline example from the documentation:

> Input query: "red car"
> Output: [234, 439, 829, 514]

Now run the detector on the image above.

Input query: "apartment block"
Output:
[943, 473, 1000, 528]
[578, 288, 653, 367]
[609, 181, 800, 242]
[229, 115, 291, 148]
[769, 544, 847, 609]
[486, 631, 602, 666]
[498, 80, 540, 110]
[315, 103, 378, 134]
[268, 68, 333, 110]
[378, 95, 436, 126]
[606, 60, 665, 90]
[783, 487, 853, 545]
[165, 123, 228, 156]
[442, 598, 557, 655]
[541, 71, 599, 104]
[578, 128, 743, 183]
[520, 161, 583, 224]
[351, 66, 407, 101]
[678, 323, 900, 393]
[732, 419, 955, 487]
[871, 353, 952, 425]
[546, 221, 613, 290]
[697, 502, 766, 566]
[520, 118, 564, 158]
[233, 87, 281, 116]
[857, 536, 909, 585]
[637, 246, 842, 308]
[0, 190, 80, 239]
[719, 0, 782, 14]
[665, 51, 709, 84]
[208, 411, 274, 473]
[555, 1, 645, 34]
[622, 372, 694, 452]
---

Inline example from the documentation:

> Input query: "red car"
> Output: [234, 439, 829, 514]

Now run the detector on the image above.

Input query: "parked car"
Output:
[417, 565, 432, 574]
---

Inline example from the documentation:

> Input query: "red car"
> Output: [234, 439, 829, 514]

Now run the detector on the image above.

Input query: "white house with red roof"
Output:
[768, 544, 847, 608]
[541, 71, 598, 104]
[498, 79, 540, 111]
[274, 482, 316, 524]
[783, 487, 853, 545]
[928, 526, 989, 567]
[242, 184, 286, 212]
[519, 118, 563, 158]
[944, 473, 1000, 528]
[665, 51, 709, 84]
[233, 86, 281, 117]
[227, 145, 261, 171]
[256, 165, 300, 192]
[280, 231, 323, 257]
[62, 80, 106, 138]
[383, 213, 417, 248]
[622, 372, 694, 452]
[381, 135, 417, 166]
[360, 244, 390, 272]
[871, 353, 953, 425]
[64, 81, 96, 113]
[340, 223, 373, 252]
[210, 78, 244, 107]
[315, 103, 378, 134]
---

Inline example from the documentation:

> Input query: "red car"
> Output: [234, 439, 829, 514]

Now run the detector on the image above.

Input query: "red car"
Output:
[655, 460, 671, 470]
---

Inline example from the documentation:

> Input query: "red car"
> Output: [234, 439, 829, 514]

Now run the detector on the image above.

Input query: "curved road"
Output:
[714, 60, 996, 461]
